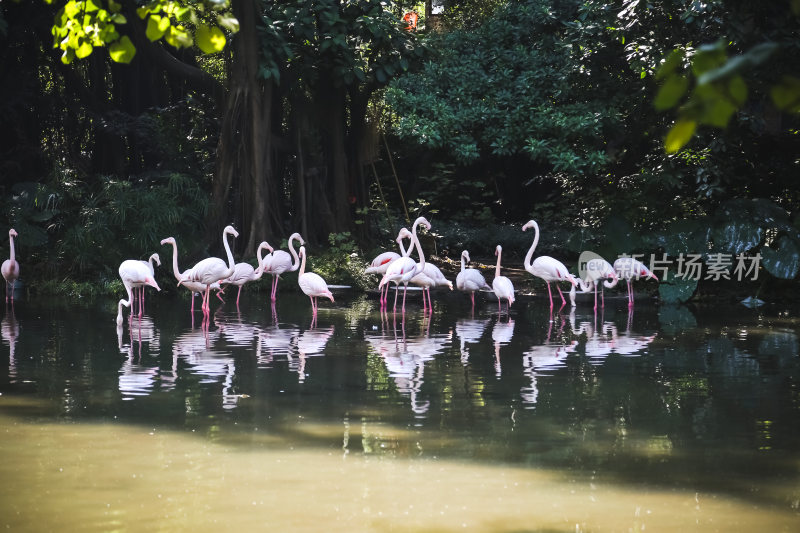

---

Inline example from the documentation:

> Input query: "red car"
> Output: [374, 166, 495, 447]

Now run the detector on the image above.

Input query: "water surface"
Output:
[1, 290, 799, 531]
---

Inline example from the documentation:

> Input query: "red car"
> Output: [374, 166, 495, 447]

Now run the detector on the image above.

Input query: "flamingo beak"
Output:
[651, 273, 659, 281]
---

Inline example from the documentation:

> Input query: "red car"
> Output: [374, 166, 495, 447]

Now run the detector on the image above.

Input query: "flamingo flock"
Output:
[0, 219, 660, 325]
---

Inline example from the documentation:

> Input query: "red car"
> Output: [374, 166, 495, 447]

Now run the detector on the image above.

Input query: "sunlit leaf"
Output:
[196, 25, 226, 54]
[217, 13, 239, 33]
[165, 25, 192, 49]
[702, 96, 737, 128]
[75, 39, 93, 58]
[712, 221, 762, 255]
[146, 15, 169, 41]
[108, 35, 136, 63]
[654, 74, 688, 110]
[665, 119, 696, 153]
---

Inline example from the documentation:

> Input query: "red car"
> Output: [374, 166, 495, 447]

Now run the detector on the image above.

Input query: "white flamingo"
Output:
[456, 250, 489, 308]
[378, 217, 431, 313]
[365, 243, 403, 307]
[262, 232, 304, 302]
[522, 220, 577, 310]
[178, 225, 239, 315]
[2, 229, 19, 303]
[411, 262, 452, 313]
[569, 256, 619, 311]
[613, 257, 659, 308]
[297, 245, 334, 317]
[491, 245, 515, 314]
[117, 260, 160, 325]
[132, 253, 160, 315]
[160, 236, 225, 313]
[221, 241, 273, 306]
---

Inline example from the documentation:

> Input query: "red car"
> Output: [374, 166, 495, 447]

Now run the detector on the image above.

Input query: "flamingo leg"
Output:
[470, 291, 475, 308]
[393, 284, 399, 312]
[402, 284, 408, 314]
[628, 280, 634, 308]
[546, 282, 554, 309]
[557, 285, 566, 305]
[594, 283, 598, 312]
[236, 285, 243, 306]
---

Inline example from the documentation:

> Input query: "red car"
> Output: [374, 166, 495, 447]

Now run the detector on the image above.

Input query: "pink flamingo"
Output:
[569, 257, 619, 311]
[365, 243, 404, 307]
[160, 236, 225, 313]
[297, 246, 334, 317]
[221, 241, 274, 306]
[117, 260, 160, 325]
[133, 253, 160, 315]
[2, 229, 19, 303]
[178, 225, 239, 315]
[522, 220, 577, 310]
[456, 250, 489, 308]
[411, 262, 452, 313]
[261, 232, 304, 302]
[491, 245, 515, 314]
[613, 257, 659, 308]
[378, 217, 431, 314]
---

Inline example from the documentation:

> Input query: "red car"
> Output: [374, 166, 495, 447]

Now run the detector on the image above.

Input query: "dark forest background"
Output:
[1, 0, 798, 303]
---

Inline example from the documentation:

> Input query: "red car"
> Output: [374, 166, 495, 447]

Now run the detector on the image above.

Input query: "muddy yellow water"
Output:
[1, 410, 796, 532]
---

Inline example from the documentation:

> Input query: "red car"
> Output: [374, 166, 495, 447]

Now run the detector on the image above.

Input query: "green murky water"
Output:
[1, 289, 799, 531]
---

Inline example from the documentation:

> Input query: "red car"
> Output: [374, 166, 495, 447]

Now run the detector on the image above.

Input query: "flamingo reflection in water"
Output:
[1, 309, 19, 381]
[117, 323, 160, 399]
[455, 316, 490, 365]
[257, 319, 300, 369]
[172, 325, 242, 409]
[491, 316, 515, 378]
[520, 311, 575, 406]
[290, 325, 335, 382]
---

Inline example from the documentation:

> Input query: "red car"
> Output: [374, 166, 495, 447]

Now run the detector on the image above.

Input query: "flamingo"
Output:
[117, 260, 160, 325]
[2, 229, 19, 303]
[410, 262, 452, 313]
[456, 250, 489, 308]
[613, 257, 659, 308]
[261, 232, 304, 302]
[378, 217, 431, 313]
[221, 241, 274, 306]
[160, 236, 226, 313]
[522, 220, 577, 310]
[491, 245, 515, 314]
[568, 256, 619, 311]
[178, 225, 239, 315]
[297, 245, 334, 317]
[365, 239, 407, 307]
[133, 253, 161, 315]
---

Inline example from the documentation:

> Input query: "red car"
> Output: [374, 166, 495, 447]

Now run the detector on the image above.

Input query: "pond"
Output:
[1, 288, 799, 531]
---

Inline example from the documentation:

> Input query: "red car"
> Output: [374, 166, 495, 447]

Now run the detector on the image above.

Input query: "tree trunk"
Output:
[316, 78, 352, 235]
[208, 0, 282, 256]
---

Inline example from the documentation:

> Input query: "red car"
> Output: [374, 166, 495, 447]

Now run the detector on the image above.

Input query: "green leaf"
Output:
[146, 15, 169, 41]
[75, 39, 93, 59]
[217, 13, 239, 33]
[771, 76, 800, 112]
[702, 96, 737, 128]
[196, 25, 226, 54]
[712, 221, 762, 255]
[658, 278, 698, 304]
[654, 74, 688, 111]
[761, 236, 800, 279]
[655, 49, 683, 81]
[165, 25, 192, 49]
[109, 35, 136, 63]
[665, 119, 696, 153]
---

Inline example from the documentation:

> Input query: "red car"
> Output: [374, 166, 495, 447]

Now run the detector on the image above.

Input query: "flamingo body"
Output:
[492, 245, 515, 313]
[365, 251, 401, 274]
[2, 229, 19, 303]
[178, 225, 238, 315]
[613, 257, 659, 308]
[117, 260, 161, 325]
[297, 246, 334, 318]
[456, 250, 489, 307]
[262, 233, 304, 301]
[522, 220, 577, 310]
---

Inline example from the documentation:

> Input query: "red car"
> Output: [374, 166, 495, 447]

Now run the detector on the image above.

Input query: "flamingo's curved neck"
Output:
[254, 243, 269, 278]
[223, 229, 236, 274]
[165, 240, 182, 281]
[460, 252, 467, 273]
[299, 249, 307, 276]
[411, 220, 426, 274]
[523, 221, 539, 271]
[575, 275, 593, 292]
[8, 233, 15, 264]
[398, 236, 410, 257]
[495, 247, 502, 278]
[603, 277, 620, 289]
[148, 253, 159, 270]
[288, 234, 302, 271]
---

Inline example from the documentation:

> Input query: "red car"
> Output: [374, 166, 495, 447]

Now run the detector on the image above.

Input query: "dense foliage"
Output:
[0, 0, 798, 301]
